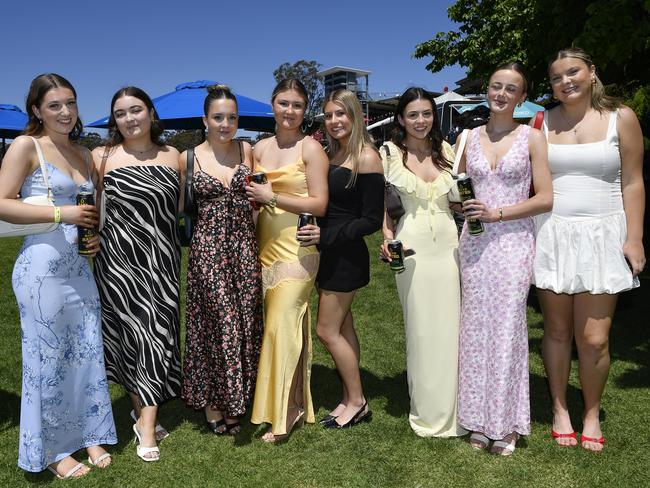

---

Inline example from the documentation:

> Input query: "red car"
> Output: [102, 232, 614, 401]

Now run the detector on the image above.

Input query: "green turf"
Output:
[0, 234, 648, 487]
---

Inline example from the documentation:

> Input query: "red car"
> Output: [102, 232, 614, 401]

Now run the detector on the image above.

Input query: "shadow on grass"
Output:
[0, 389, 20, 430]
[311, 363, 410, 419]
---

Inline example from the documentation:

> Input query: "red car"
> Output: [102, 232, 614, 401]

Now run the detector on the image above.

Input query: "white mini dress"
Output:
[534, 110, 640, 294]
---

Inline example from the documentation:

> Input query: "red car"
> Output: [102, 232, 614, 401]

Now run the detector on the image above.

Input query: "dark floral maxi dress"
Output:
[181, 163, 263, 417]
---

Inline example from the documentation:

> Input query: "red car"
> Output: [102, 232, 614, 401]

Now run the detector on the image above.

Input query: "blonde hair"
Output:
[550, 47, 621, 113]
[323, 89, 375, 188]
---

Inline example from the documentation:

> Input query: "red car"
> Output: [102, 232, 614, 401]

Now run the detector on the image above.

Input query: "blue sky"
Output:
[1, 0, 465, 129]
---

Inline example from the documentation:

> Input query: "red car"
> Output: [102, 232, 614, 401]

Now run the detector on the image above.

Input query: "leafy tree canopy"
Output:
[273, 60, 324, 119]
[414, 0, 650, 99]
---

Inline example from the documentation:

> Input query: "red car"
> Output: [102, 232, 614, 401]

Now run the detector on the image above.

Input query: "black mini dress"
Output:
[316, 165, 384, 292]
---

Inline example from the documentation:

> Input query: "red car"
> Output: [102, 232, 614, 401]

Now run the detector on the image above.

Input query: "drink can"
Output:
[387, 239, 405, 273]
[245, 172, 267, 209]
[76, 191, 97, 255]
[248, 172, 267, 185]
[456, 175, 484, 235]
[297, 212, 315, 231]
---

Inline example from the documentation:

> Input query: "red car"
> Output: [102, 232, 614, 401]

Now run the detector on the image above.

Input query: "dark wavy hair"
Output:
[203, 84, 238, 116]
[104, 86, 164, 147]
[391, 87, 451, 169]
[23, 73, 83, 140]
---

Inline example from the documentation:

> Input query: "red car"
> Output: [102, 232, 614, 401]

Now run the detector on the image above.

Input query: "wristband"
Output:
[267, 193, 279, 208]
[54, 206, 61, 223]
[498, 207, 503, 223]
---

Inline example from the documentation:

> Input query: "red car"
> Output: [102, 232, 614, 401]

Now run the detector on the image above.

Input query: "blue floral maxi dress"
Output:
[11, 150, 117, 472]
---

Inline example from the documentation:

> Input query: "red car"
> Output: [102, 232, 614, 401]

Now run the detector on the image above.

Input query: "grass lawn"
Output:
[0, 234, 648, 487]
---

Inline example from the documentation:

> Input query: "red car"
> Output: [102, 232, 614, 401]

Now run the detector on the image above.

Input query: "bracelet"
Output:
[267, 193, 279, 208]
[54, 206, 61, 223]
[498, 207, 503, 223]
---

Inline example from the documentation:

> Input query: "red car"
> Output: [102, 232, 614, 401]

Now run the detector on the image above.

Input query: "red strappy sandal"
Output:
[580, 434, 605, 451]
[551, 430, 577, 446]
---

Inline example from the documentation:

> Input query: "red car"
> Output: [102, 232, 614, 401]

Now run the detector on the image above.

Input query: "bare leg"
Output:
[328, 310, 360, 417]
[538, 289, 577, 446]
[316, 290, 367, 426]
[573, 292, 617, 452]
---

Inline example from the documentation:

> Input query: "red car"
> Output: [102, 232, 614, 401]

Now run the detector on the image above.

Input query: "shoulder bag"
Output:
[381, 144, 405, 222]
[95, 146, 110, 231]
[448, 129, 469, 203]
[183, 147, 197, 219]
[0, 137, 60, 238]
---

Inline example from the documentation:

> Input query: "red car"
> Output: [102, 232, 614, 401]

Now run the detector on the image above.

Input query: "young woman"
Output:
[181, 85, 263, 435]
[92, 87, 181, 462]
[533, 48, 645, 451]
[304, 89, 383, 429]
[245, 79, 329, 442]
[455, 62, 552, 455]
[379, 87, 467, 438]
[0, 74, 116, 479]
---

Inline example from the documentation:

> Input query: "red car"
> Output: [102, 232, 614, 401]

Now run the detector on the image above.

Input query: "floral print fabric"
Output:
[182, 164, 263, 416]
[13, 163, 117, 472]
[457, 126, 534, 439]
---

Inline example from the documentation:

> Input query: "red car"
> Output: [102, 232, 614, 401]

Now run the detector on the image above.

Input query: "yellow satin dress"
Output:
[250, 157, 319, 434]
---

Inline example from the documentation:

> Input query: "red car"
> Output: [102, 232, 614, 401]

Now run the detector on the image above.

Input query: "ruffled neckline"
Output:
[383, 141, 454, 201]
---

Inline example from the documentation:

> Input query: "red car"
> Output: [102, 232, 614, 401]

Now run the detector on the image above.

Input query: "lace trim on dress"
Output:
[262, 253, 320, 292]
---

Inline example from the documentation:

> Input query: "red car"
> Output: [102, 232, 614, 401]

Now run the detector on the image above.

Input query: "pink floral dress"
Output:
[457, 125, 534, 439]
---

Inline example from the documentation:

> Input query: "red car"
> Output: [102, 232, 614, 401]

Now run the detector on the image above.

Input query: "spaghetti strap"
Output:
[194, 151, 203, 171]
[238, 140, 243, 164]
[81, 148, 94, 183]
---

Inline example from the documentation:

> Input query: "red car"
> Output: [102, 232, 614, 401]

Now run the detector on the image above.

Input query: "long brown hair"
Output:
[391, 87, 451, 169]
[549, 47, 621, 113]
[24, 73, 83, 140]
[324, 89, 375, 188]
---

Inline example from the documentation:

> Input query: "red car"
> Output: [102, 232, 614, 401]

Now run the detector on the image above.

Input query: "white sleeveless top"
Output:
[543, 110, 622, 218]
[534, 109, 639, 294]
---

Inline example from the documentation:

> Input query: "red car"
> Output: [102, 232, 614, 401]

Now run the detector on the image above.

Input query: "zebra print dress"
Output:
[94, 164, 182, 406]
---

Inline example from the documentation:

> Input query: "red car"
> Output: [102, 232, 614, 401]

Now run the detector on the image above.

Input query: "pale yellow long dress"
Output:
[382, 141, 467, 438]
[250, 156, 319, 434]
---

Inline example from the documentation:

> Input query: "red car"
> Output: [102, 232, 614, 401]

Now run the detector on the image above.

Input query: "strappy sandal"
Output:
[47, 462, 88, 480]
[87, 451, 112, 468]
[490, 433, 519, 456]
[262, 410, 304, 443]
[130, 409, 169, 441]
[580, 434, 605, 452]
[225, 419, 241, 435]
[468, 432, 491, 450]
[133, 424, 160, 462]
[551, 430, 577, 447]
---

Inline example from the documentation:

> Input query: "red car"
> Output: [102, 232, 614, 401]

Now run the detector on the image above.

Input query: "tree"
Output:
[413, 0, 650, 100]
[273, 60, 324, 120]
[163, 130, 204, 153]
[78, 132, 103, 151]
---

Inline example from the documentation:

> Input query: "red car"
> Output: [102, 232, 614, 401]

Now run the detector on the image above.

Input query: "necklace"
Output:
[558, 107, 589, 134]
[209, 141, 234, 164]
[125, 144, 157, 155]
